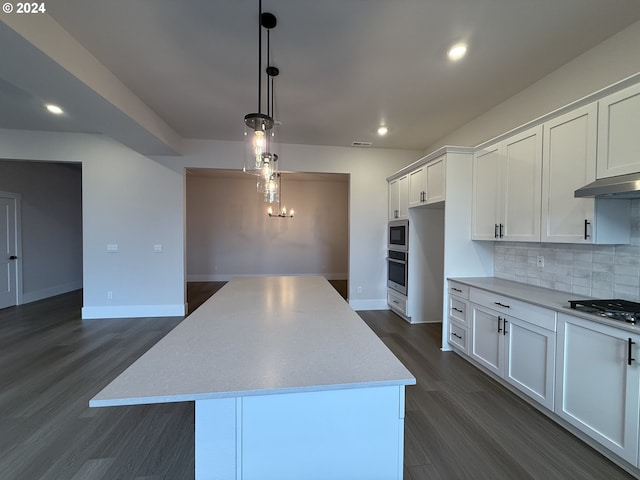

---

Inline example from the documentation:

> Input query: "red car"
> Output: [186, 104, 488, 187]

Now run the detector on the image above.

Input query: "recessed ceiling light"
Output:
[448, 43, 467, 62]
[45, 103, 64, 115]
[377, 126, 388, 136]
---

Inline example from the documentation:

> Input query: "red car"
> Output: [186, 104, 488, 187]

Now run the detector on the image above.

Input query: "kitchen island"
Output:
[90, 276, 415, 480]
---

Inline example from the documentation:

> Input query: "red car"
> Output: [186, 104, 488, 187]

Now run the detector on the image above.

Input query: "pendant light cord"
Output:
[258, 0, 262, 114]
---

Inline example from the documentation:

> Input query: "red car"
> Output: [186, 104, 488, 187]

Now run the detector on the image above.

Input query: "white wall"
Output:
[427, 20, 640, 151]
[157, 140, 418, 309]
[0, 160, 82, 302]
[0, 130, 185, 318]
[186, 172, 349, 280]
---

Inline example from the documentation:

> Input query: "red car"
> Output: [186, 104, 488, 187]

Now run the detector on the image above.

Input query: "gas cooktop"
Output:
[569, 299, 640, 324]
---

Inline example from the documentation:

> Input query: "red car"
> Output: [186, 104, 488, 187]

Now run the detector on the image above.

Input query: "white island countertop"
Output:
[90, 276, 416, 407]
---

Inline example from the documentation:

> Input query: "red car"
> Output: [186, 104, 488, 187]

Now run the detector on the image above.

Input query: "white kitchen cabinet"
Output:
[425, 156, 445, 204]
[555, 312, 640, 466]
[470, 303, 504, 376]
[388, 175, 408, 220]
[469, 288, 556, 410]
[541, 103, 630, 244]
[472, 125, 542, 241]
[407, 166, 426, 208]
[597, 82, 640, 179]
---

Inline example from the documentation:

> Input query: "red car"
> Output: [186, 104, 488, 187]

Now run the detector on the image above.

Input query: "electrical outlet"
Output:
[536, 255, 544, 268]
[357, 286, 363, 294]
[107, 291, 113, 300]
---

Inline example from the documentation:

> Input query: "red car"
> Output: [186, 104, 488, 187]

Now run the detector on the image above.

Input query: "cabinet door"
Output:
[408, 167, 426, 208]
[470, 304, 504, 377]
[501, 126, 542, 242]
[541, 103, 597, 243]
[426, 157, 445, 204]
[472, 144, 502, 240]
[597, 82, 640, 178]
[388, 178, 399, 220]
[555, 313, 640, 465]
[398, 175, 408, 219]
[504, 316, 555, 411]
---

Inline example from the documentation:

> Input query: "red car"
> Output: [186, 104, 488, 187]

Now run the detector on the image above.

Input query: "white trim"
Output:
[22, 281, 82, 304]
[82, 303, 186, 319]
[349, 298, 389, 311]
[187, 273, 349, 282]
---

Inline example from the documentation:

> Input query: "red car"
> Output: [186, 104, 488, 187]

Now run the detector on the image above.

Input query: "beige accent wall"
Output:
[186, 171, 349, 280]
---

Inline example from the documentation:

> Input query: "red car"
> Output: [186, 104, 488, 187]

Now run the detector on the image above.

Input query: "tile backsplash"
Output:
[494, 199, 640, 302]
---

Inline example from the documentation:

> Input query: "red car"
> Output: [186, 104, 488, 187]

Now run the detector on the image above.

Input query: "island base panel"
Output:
[195, 385, 406, 480]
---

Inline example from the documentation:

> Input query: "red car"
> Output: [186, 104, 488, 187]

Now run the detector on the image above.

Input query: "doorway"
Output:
[0, 192, 20, 309]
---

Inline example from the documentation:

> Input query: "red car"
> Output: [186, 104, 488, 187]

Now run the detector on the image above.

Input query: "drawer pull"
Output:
[452, 333, 462, 340]
[451, 287, 462, 293]
[494, 301, 511, 309]
[392, 300, 399, 305]
[452, 307, 463, 313]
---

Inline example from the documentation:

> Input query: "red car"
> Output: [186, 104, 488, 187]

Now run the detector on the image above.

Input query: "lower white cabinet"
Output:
[555, 313, 640, 466]
[469, 293, 556, 410]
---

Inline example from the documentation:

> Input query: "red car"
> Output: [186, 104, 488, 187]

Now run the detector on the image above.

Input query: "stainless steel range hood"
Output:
[574, 172, 640, 198]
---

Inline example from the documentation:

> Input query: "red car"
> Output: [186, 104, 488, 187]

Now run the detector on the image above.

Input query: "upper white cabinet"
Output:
[555, 312, 640, 466]
[541, 104, 630, 244]
[388, 175, 408, 220]
[425, 156, 445, 204]
[597, 82, 640, 179]
[472, 125, 542, 241]
[407, 166, 426, 208]
[407, 155, 446, 208]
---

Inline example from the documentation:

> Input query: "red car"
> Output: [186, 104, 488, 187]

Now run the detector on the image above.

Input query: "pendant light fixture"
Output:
[244, 0, 278, 181]
[267, 173, 294, 218]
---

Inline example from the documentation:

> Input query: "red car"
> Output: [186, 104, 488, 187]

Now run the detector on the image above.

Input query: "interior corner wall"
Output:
[186, 174, 349, 280]
[426, 19, 640, 151]
[0, 160, 82, 303]
[0, 129, 186, 319]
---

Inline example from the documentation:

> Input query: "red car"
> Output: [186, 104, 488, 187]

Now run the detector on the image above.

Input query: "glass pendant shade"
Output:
[244, 113, 278, 176]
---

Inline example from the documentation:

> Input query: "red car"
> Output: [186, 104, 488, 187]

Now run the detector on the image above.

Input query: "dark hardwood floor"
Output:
[0, 285, 634, 479]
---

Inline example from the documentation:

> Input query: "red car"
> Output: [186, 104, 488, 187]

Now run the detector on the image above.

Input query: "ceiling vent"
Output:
[351, 141, 372, 147]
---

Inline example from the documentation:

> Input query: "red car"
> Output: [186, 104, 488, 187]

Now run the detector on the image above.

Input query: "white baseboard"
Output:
[21, 281, 82, 304]
[187, 273, 349, 282]
[348, 299, 389, 311]
[82, 303, 186, 320]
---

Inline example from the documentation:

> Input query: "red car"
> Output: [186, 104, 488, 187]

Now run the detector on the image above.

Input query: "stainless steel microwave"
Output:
[388, 219, 408, 251]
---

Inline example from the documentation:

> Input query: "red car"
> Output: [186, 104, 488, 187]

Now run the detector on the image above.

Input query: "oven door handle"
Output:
[387, 258, 406, 265]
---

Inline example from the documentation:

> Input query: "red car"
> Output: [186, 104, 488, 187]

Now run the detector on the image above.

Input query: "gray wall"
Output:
[0, 160, 82, 303]
[186, 172, 349, 280]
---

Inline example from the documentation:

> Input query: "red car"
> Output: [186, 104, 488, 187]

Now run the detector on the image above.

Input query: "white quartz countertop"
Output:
[90, 276, 415, 407]
[449, 276, 640, 334]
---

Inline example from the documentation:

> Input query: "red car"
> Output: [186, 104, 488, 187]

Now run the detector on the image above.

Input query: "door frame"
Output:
[0, 191, 22, 307]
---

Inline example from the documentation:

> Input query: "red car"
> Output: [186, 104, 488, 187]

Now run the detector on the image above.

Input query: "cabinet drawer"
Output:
[448, 281, 469, 299]
[387, 290, 407, 316]
[449, 297, 468, 326]
[449, 323, 468, 353]
[469, 288, 556, 331]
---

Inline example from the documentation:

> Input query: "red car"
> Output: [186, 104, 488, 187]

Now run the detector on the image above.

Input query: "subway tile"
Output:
[571, 285, 591, 297]
[614, 273, 640, 287]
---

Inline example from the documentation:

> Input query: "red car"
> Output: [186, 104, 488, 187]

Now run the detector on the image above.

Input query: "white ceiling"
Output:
[2, 1, 640, 154]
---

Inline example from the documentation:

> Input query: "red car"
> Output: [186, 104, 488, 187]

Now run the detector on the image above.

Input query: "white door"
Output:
[0, 195, 19, 309]
[541, 103, 597, 243]
[472, 144, 502, 240]
[555, 313, 640, 465]
[501, 125, 542, 242]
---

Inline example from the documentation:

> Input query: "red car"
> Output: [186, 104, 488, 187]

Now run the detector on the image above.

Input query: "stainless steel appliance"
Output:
[388, 219, 408, 251]
[387, 249, 407, 295]
[569, 299, 640, 324]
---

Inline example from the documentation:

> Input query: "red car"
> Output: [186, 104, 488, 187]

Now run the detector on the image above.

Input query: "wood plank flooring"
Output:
[0, 285, 635, 479]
